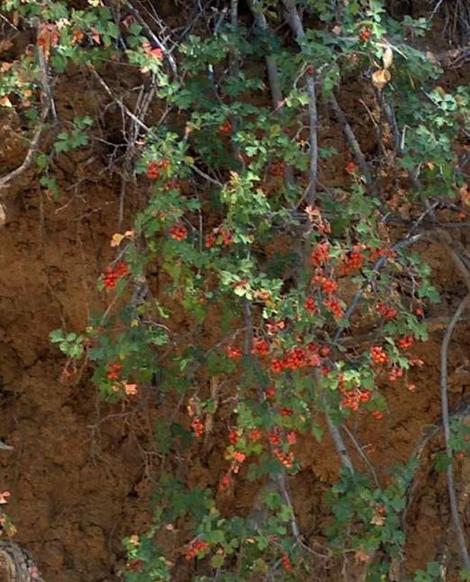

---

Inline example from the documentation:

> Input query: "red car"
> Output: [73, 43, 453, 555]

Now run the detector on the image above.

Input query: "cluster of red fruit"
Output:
[218, 120, 232, 136]
[226, 345, 242, 359]
[323, 296, 344, 319]
[106, 361, 122, 381]
[191, 417, 204, 438]
[339, 245, 365, 275]
[270, 344, 321, 374]
[304, 296, 316, 312]
[388, 367, 404, 383]
[169, 222, 188, 241]
[370, 345, 388, 365]
[345, 160, 358, 174]
[281, 554, 293, 572]
[184, 539, 209, 560]
[397, 335, 414, 350]
[205, 226, 234, 248]
[313, 273, 338, 294]
[252, 337, 270, 357]
[103, 261, 129, 290]
[273, 447, 295, 469]
[310, 241, 330, 266]
[146, 158, 170, 180]
[376, 302, 398, 320]
[340, 388, 372, 412]
[358, 27, 372, 42]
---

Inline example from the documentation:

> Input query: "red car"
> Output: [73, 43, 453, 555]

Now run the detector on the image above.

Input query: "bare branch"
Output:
[282, 0, 318, 202]
[125, 0, 178, 75]
[325, 411, 354, 474]
[440, 293, 470, 571]
[0, 41, 55, 193]
[329, 92, 373, 188]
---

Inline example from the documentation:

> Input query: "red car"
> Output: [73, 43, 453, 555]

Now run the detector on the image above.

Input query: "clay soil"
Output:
[0, 15, 470, 582]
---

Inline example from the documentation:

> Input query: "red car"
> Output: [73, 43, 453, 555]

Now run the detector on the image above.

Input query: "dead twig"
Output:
[440, 293, 470, 570]
[0, 46, 53, 192]
[329, 92, 373, 189]
[281, 0, 318, 203]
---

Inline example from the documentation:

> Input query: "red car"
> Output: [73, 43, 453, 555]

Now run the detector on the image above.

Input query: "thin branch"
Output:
[247, 0, 295, 188]
[125, 0, 178, 75]
[282, 0, 318, 202]
[342, 424, 378, 486]
[329, 92, 373, 188]
[325, 411, 354, 474]
[440, 293, 470, 571]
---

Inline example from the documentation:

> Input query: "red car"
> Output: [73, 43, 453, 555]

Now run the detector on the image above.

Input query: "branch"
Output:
[281, 0, 318, 202]
[0, 43, 53, 193]
[125, 0, 178, 75]
[325, 411, 354, 474]
[440, 293, 470, 571]
[329, 92, 373, 189]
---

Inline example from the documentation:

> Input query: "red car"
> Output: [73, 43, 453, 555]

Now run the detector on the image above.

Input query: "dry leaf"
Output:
[459, 184, 470, 206]
[0, 96, 12, 108]
[383, 46, 393, 69]
[0, 204, 6, 227]
[372, 69, 391, 89]
[110, 233, 125, 247]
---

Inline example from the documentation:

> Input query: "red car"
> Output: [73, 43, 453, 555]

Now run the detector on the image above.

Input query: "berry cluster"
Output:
[313, 273, 337, 294]
[184, 539, 209, 560]
[323, 296, 344, 319]
[376, 302, 398, 320]
[345, 161, 358, 174]
[106, 361, 122, 381]
[252, 337, 270, 357]
[304, 296, 316, 313]
[281, 554, 293, 572]
[358, 27, 372, 42]
[169, 222, 188, 241]
[397, 335, 414, 350]
[273, 447, 295, 469]
[103, 261, 129, 289]
[270, 344, 322, 374]
[370, 346, 388, 365]
[339, 245, 365, 275]
[340, 386, 372, 412]
[226, 345, 242, 359]
[310, 241, 330, 266]
[191, 417, 204, 438]
[146, 158, 170, 180]
[388, 367, 404, 382]
[218, 120, 232, 136]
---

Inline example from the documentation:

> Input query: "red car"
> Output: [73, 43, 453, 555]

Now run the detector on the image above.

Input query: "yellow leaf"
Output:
[0, 96, 12, 108]
[383, 46, 393, 69]
[110, 233, 124, 247]
[372, 69, 391, 89]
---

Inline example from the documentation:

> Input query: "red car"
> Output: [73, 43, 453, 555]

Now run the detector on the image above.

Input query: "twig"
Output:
[342, 424, 378, 486]
[246, 0, 282, 109]
[440, 293, 470, 571]
[0, 40, 54, 193]
[282, 0, 318, 202]
[125, 0, 178, 75]
[247, 0, 295, 187]
[329, 92, 373, 189]
[334, 232, 425, 342]
[325, 411, 354, 474]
